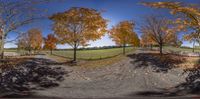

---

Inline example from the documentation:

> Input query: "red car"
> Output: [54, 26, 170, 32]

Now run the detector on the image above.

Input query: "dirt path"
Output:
[29, 50, 189, 98]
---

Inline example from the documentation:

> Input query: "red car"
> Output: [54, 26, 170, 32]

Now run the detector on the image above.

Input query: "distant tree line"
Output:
[53, 45, 134, 51]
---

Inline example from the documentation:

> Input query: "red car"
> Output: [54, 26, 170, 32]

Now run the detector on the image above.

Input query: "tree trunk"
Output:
[73, 43, 77, 63]
[28, 49, 31, 55]
[193, 41, 195, 52]
[0, 32, 5, 59]
[123, 43, 126, 55]
[50, 49, 53, 55]
[150, 44, 153, 50]
[159, 43, 163, 55]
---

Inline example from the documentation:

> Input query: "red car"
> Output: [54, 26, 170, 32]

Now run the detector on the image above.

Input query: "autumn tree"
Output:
[183, 32, 200, 52]
[132, 33, 140, 47]
[176, 40, 183, 48]
[28, 28, 43, 52]
[170, 35, 183, 48]
[142, 2, 199, 28]
[18, 28, 43, 54]
[109, 21, 139, 55]
[140, 31, 155, 49]
[44, 34, 58, 54]
[141, 16, 180, 55]
[50, 7, 107, 62]
[0, 29, 2, 49]
[142, 1, 200, 50]
[18, 33, 29, 52]
[0, 0, 62, 59]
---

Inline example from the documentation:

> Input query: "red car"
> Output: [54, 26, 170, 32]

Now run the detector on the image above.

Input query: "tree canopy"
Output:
[18, 28, 43, 53]
[50, 7, 107, 62]
[109, 21, 139, 54]
[44, 34, 58, 54]
[140, 16, 180, 54]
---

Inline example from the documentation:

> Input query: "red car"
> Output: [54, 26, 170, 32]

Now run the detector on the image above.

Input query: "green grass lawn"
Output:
[4, 47, 136, 60]
[162, 46, 200, 52]
[49, 47, 136, 60]
[6, 46, 200, 60]
[5, 49, 29, 55]
[4, 49, 18, 52]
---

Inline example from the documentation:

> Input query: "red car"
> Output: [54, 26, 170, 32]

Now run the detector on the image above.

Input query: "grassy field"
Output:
[4, 47, 136, 60]
[4, 46, 200, 69]
[148, 46, 200, 52]
[48, 47, 136, 60]
[5, 46, 200, 60]
[4, 49, 18, 52]
[162, 46, 200, 52]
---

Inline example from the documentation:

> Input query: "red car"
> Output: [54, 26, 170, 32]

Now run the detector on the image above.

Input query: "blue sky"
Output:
[5, 0, 200, 48]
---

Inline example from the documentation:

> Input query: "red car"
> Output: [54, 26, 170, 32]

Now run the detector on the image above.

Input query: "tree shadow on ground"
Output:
[1, 92, 63, 98]
[127, 53, 200, 97]
[0, 58, 68, 98]
[129, 81, 200, 97]
[0, 57, 65, 70]
[28, 58, 65, 65]
[127, 53, 186, 73]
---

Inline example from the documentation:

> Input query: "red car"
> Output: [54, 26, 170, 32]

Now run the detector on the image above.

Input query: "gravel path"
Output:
[30, 50, 188, 98]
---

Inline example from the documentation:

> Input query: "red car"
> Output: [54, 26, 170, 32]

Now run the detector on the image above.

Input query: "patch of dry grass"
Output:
[47, 54, 126, 69]
[140, 50, 200, 70]
[152, 53, 186, 65]
[145, 51, 200, 70]
[0, 57, 30, 70]
[179, 57, 200, 69]
[78, 55, 126, 69]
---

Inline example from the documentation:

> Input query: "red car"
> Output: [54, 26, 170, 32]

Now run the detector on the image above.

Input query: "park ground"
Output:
[1, 46, 200, 98]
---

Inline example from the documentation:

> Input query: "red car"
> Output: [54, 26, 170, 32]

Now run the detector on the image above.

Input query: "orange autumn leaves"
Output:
[109, 21, 139, 54]
[28, 29, 43, 50]
[18, 29, 58, 54]
[140, 16, 182, 54]
[50, 7, 140, 60]
[140, 16, 182, 48]
[18, 7, 141, 59]
[142, 1, 200, 45]
[142, 1, 200, 28]
[141, 1, 200, 54]
[50, 7, 108, 61]
[18, 28, 43, 52]
[50, 7, 107, 48]
[109, 21, 140, 47]
[44, 34, 58, 54]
